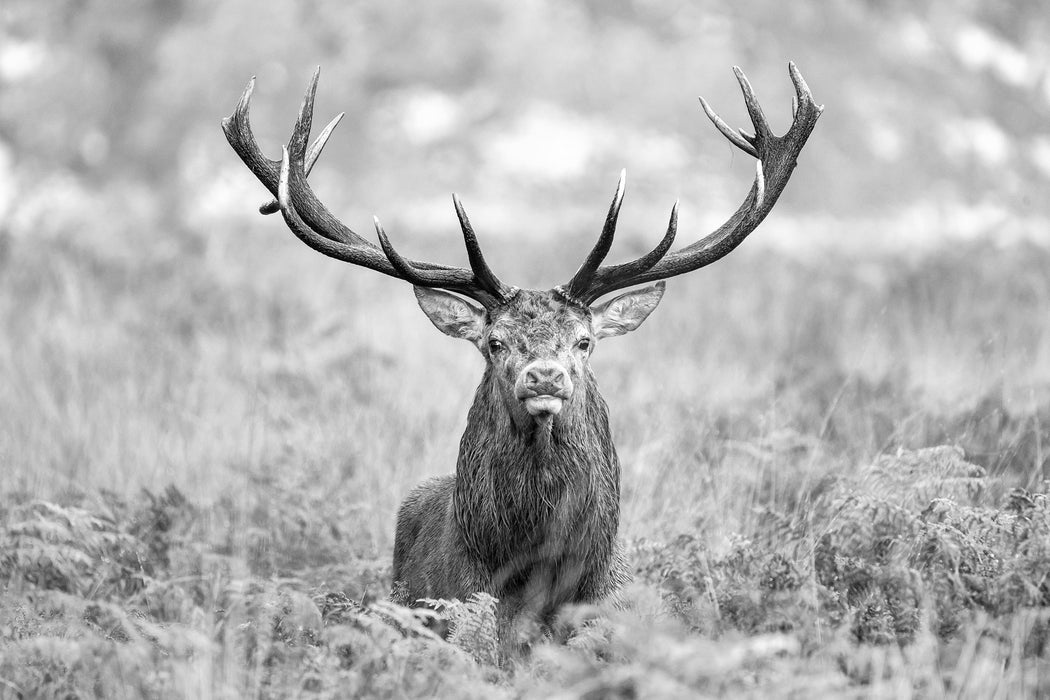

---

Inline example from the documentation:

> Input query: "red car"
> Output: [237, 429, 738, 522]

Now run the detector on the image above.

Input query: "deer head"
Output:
[223, 63, 820, 298]
[414, 281, 664, 438]
[398, 164, 667, 436]
[221, 64, 821, 435]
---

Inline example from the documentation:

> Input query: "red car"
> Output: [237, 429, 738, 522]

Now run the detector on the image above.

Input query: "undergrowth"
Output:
[1, 446, 1047, 697]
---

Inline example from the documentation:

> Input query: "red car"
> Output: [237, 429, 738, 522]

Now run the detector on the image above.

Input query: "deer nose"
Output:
[517, 360, 573, 400]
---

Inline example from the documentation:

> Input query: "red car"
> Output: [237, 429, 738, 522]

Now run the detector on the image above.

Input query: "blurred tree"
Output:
[0, 0, 1047, 245]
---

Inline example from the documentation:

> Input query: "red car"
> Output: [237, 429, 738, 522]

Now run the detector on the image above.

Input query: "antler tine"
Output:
[566, 63, 821, 303]
[624, 199, 678, 276]
[566, 169, 626, 299]
[577, 200, 678, 305]
[453, 194, 510, 300]
[223, 70, 369, 247]
[732, 66, 772, 143]
[787, 61, 825, 126]
[698, 96, 758, 158]
[222, 74, 255, 136]
[373, 213, 506, 308]
[222, 76, 274, 182]
[287, 66, 320, 160]
[260, 112, 344, 215]
[274, 143, 505, 307]
[373, 216, 432, 285]
[276, 146, 391, 272]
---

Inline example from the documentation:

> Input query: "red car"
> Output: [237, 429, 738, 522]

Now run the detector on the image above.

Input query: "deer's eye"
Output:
[577, 338, 592, 352]
[488, 338, 504, 354]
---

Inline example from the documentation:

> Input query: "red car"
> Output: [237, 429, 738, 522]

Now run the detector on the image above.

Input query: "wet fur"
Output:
[392, 291, 638, 625]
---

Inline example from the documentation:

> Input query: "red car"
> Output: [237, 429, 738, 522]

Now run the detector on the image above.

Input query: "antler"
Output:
[221, 68, 512, 309]
[563, 62, 823, 305]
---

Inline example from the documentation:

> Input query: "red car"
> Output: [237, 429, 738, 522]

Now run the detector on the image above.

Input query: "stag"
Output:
[222, 64, 821, 627]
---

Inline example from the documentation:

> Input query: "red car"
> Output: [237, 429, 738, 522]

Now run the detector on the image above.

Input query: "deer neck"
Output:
[460, 366, 616, 471]
[452, 367, 621, 570]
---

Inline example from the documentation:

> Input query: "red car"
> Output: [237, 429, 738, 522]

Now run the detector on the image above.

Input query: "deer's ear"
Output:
[413, 287, 487, 343]
[591, 282, 665, 339]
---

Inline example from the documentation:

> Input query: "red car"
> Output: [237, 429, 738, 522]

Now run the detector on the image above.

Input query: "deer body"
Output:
[222, 63, 821, 625]
[393, 293, 630, 618]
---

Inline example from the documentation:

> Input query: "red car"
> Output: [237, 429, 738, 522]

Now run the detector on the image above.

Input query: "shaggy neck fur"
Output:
[453, 364, 621, 602]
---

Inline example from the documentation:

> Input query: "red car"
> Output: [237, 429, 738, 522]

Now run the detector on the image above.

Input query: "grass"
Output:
[1, 220, 1049, 697]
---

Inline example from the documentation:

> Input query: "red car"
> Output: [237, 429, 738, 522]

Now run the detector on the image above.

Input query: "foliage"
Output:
[2, 443, 1048, 697]
[0, 489, 499, 699]
[420, 593, 501, 667]
[2, 3, 1050, 695]
[4, 221, 1050, 698]
[628, 447, 1050, 695]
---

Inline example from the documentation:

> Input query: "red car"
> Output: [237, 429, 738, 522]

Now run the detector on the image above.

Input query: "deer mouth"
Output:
[523, 395, 564, 416]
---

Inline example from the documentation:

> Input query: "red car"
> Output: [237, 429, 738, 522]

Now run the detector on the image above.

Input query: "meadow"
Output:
[3, 1, 1050, 696]
[1, 222, 1048, 697]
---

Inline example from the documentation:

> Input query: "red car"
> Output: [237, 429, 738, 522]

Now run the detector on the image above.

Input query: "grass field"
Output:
[1, 219, 1048, 697]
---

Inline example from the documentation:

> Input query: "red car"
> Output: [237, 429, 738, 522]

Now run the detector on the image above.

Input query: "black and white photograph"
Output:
[1, 2, 1048, 697]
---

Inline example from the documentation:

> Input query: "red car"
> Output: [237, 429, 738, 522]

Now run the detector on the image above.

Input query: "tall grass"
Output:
[1, 225, 1048, 696]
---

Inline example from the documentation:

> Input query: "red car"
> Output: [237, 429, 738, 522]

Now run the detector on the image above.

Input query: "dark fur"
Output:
[391, 291, 631, 624]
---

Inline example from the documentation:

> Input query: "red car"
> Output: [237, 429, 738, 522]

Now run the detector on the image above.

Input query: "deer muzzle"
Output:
[515, 360, 574, 416]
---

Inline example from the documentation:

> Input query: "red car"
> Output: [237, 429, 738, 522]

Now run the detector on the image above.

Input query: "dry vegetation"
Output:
[3, 2, 1050, 696]
[1, 231, 1049, 698]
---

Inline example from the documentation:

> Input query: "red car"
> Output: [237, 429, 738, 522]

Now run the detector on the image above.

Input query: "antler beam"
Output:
[563, 62, 823, 305]
[224, 64, 820, 311]
[222, 68, 511, 308]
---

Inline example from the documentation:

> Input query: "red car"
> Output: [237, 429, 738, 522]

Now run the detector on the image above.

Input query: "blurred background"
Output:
[3, 1, 1049, 250]
[1, 1, 1049, 542]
